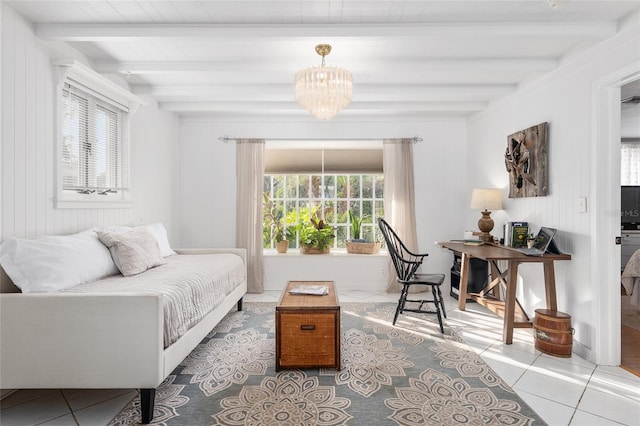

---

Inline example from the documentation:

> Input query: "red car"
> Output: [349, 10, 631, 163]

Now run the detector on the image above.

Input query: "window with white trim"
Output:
[61, 83, 128, 196]
[56, 60, 141, 208]
[262, 143, 385, 250]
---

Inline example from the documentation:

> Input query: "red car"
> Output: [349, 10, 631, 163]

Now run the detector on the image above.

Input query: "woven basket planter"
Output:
[300, 246, 330, 254]
[346, 241, 381, 254]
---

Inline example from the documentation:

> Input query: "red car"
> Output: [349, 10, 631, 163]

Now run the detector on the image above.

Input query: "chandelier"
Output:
[295, 44, 353, 121]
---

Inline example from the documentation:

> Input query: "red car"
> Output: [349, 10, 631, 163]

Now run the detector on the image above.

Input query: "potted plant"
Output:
[298, 210, 335, 254]
[346, 210, 381, 254]
[348, 210, 366, 243]
[263, 193, 291, 253]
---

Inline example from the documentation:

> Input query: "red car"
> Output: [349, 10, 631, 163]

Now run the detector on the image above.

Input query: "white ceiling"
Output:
[7, 0, 640, 120]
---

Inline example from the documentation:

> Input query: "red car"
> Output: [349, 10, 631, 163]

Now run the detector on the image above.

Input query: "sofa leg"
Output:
[140, 388, 155, 424]
[237, 297, 243, 311]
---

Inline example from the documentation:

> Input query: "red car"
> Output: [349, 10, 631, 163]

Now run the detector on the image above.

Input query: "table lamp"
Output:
[470, 188, 503, 242]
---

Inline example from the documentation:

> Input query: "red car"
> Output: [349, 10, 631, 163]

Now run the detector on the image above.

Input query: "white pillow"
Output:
[0, 229, 119, 293]
[102, 223, 176, 257]
[96, 227, 165, 276]
[145, 223, 176, 257]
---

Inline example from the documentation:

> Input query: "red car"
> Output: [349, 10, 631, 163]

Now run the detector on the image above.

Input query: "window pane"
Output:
[272, 175, 284, 198]
[337, 200, 348, 222]
[311, 175, 322, 198]
[61, 93, 84, 189]
[324, 175, 335, 198]
[362, 201, 373, 221]
[375, 175, 384, 198]
[337, 175, 348, 198]
[336, 226, 347, 248]
[299, 175, 309, 198]
[325, 201, 336, 223]
[263, 176, 272, 193]
[362, 175, 373, 198]
[286, 175, 298, 198]
[286, 201, 298, 225]
[362, 225, 374, 243]
[350, 175, 361, 198]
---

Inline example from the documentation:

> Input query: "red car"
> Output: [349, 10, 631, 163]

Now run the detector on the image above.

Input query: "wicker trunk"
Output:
[276, 281, 340, 371]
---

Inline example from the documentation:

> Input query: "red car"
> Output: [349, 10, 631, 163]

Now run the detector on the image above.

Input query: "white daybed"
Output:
[0, 226, 247, 424]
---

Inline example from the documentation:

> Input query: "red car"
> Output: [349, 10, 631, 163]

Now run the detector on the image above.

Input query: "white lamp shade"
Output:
[470, 188, 503, 211]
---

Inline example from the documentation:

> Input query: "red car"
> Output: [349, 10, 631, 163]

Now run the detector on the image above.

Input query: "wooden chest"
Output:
[276, 281, 340, 371]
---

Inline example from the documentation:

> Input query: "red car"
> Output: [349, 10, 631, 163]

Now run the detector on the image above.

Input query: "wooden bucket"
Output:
[533, 309, 574, 357]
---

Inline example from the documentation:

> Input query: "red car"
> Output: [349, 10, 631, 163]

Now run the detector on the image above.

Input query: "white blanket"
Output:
[622, 249, 640, 306]
[63, 254, 245, 347]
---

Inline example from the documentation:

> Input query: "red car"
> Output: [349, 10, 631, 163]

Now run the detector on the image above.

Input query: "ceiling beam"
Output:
[97, 58, 556, 74]
[133, 83, 516, 102]
[158, 101, 487, 113]
[35, 22, 616, 41]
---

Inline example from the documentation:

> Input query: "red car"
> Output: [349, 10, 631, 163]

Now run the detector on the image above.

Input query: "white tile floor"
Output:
[1, 290, 639, 425]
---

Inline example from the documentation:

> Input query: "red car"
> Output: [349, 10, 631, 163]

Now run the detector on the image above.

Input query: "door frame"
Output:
[591, 62, 640, 365]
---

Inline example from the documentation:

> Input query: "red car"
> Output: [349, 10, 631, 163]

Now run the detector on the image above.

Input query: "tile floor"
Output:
[1, 290, 639, 425]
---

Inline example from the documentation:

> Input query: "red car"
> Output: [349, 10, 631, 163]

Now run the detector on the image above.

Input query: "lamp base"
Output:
[477, 210, 495, 242]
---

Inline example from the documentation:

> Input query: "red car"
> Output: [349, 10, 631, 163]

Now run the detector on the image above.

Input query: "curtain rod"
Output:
[218, 136, 422, 143]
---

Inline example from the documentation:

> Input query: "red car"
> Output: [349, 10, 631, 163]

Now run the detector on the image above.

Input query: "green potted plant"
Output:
[348, 210, 366, 243]
[298, 209, 335, 254]
[346, 210, 381, 254]
[263, 193, 291, 253]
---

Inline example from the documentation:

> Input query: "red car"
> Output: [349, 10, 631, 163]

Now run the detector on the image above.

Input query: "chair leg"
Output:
[437, 286, 447, 318]
[393, 286, 409, 325]
[431, 286, 445, 333]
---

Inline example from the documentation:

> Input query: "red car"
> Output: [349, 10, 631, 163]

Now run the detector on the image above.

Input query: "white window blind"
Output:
[621, 143, 640, 185]
[61, 82, 129, 195]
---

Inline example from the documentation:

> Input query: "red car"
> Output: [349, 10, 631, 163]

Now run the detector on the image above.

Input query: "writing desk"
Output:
[439, 241, 571, 344]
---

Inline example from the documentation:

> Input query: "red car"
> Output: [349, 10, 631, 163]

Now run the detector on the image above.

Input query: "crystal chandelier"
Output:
[295, 44, 353, 121]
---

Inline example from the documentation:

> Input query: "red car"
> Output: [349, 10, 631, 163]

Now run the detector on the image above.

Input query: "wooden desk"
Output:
[439, 241, 571, 344]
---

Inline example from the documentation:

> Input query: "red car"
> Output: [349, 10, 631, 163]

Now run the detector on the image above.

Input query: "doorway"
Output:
[620, 79, 640, 376]
[591, 63, 640, 366]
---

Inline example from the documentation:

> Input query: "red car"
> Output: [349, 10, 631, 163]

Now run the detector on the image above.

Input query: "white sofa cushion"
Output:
[97, 227, 166, 276]
[0, 229, 119, 293]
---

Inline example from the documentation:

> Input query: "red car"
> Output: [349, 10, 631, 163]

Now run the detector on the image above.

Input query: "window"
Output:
[621, 142, 640, 185]
[262, 143, 385, 250]
[56, 60, 141, 208]
[62, 84, 127, 196]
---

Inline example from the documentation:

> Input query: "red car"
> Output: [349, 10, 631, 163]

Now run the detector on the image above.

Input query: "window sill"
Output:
[263, 249, 387, 257]
[56, 199, 133, 209]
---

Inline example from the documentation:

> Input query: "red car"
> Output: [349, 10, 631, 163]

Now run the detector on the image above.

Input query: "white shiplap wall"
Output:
[467, 21, 640, 362]
[1, 4, 179, 289]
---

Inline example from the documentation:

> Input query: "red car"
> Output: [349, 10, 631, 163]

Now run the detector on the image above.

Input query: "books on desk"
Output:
[504, 221, 529, 247]
[289, 284, 329, 296]
[463, 239, 484, 246]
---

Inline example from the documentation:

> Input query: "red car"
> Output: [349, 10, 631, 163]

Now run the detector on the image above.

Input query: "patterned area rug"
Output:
[110, 302, 544, 425]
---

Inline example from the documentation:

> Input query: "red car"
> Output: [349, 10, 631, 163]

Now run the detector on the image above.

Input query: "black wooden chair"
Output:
[378, 218, 446, 333]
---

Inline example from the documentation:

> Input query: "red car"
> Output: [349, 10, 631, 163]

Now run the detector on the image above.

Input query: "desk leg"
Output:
[458, 252, 471, 311]
[543, 260, 558, 311]
[503, 260, 519, 344]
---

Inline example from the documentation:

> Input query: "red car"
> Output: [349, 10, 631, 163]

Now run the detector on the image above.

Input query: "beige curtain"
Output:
[236, 139, 265, 293]
[383, 139, 418, 293]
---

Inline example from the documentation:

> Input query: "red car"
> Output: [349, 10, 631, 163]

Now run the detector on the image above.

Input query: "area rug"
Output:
[109, 302, 544, 425]
[622, 295, 640, 331]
